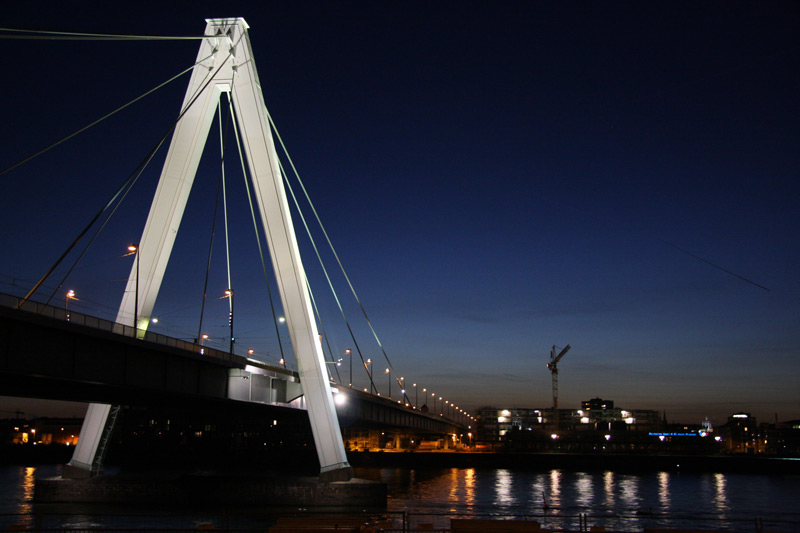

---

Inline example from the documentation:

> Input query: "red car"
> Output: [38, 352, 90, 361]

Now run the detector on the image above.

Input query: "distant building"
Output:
[476, 398, 661, 443]
[1, 418, 81, 446]
[718, 412, 758, 453]
[764, 420, 800, 457]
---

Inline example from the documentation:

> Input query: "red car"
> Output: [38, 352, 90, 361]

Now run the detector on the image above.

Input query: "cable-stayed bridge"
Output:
[0, 18, 472, 482]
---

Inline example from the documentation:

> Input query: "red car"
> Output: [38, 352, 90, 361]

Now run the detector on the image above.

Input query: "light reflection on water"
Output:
[657, 471, 670, 513]
[548, 470, 561, 510]
[358, 466, 800, 532]
[602, 470, 615, 509]
[2, 465, 799, 532]
[463, 468, 475, 509]
[618, 475, 641, 513]
[18, 467, 35, 515]
[573, 473, 593, 509]
[494, 469, 514, 508]
[712, 472, 728, 516]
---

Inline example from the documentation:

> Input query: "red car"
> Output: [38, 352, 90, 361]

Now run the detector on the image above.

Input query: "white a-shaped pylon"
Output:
[68, 18, 351, 481]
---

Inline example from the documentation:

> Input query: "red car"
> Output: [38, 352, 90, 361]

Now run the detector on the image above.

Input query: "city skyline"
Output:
[1, 1, 798, 425]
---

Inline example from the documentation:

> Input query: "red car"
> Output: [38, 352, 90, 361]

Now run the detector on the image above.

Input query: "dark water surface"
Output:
[2, 464, 799, 531]
[354, 466, 800, 531]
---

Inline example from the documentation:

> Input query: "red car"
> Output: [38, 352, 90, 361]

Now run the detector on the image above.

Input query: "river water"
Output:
[2, 464, 800, 531]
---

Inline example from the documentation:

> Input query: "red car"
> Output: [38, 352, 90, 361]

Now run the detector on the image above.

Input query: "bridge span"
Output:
[0, 294, 468, 454]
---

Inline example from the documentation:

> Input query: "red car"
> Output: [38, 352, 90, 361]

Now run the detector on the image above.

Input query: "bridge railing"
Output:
[0, 292, 295, 378]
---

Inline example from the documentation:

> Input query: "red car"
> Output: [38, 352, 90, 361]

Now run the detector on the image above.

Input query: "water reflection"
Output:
[546, 470, 561, 511]
[658, 471, 670, 513]
[447, 468, 459, 509]
[712, 473, 728, 515]
[18, 467, 35, 515]
[494, 469, 514, 507]
[574, 473, 593, 509]
[349, 466, 799, 531]
[603, 471, 615, 508]
[463, 468, 475, 510]
[529, 475, 547, 514]
[618, 475, 641, 512]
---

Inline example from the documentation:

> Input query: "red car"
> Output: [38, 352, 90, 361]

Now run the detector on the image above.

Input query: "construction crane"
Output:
[547, 344, 570, 429]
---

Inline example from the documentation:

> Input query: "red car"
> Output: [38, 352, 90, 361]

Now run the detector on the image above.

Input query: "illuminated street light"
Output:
[413, 383, 418, 409]
[127, 244, 139, 332]
[65, 289, 77, 321]
[364, 358, 374, 394]
[385, 368, 391, 398]
[345, 348, 352, 388]
[223, 289, 234, 353]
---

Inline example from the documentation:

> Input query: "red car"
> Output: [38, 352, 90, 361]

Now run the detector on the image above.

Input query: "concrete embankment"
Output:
[35, 472, 386, 507]
[349, 451, 800, 474]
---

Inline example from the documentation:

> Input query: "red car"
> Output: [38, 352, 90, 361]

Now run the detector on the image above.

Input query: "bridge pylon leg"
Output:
[67, 17, 351, 481]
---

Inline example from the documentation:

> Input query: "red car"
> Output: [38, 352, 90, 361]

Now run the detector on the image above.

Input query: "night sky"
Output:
[1, 1, 798, 425]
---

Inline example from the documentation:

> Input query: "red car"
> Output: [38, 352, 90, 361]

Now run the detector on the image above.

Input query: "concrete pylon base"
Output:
[35, 473, 385, 507]
[61, 464, 95, 479]
[319, 465, 354, 483]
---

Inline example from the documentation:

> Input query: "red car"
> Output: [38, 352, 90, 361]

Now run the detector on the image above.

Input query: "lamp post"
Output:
[413, 383, 418, 409]
[224, 289, 234, 353]
[385, 368, 391, 399]
[439, 396, 443, 416]
[127, 244, 139, 333]
[364, 358, 374, 394]
[399, 377, 405, 403]
[65, 289, 76, 321]
[431, 392, 436, 414]
[345, 348, 352, 388]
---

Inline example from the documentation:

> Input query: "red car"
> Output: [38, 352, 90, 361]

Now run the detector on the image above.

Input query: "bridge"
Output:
[0, 293, 469, 465]
[1, 18, 477, 481]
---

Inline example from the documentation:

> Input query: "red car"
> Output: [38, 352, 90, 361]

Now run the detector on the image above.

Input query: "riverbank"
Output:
[348, 450, 800, 474]
[5, 445, 800, 475]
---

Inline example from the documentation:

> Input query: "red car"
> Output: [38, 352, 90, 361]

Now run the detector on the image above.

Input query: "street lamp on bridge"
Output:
[384, 368, 391, 398]
[363, 358, 374, 394]
[345, 348, 352, 388]
[127, 244, 139, 333]
[65, 289, 77, 321]
[223, 289, 234, 354]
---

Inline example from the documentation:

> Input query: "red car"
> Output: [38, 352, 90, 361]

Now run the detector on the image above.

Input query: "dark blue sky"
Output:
[1, 1, 798, 424]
